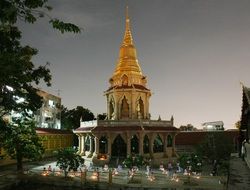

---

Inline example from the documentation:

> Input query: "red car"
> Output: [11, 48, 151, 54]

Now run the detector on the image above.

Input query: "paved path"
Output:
[0, 159, 225, 190]
[228, 154, 250, 190]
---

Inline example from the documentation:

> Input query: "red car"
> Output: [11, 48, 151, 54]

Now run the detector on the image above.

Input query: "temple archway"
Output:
[99, 136, 108, 154]
[143, 135, 150, 154]
[120, 96, 129, 119]
[131, 135, 139, 154]
[111, 134, 127, 158]
[153, 134, 164, 152]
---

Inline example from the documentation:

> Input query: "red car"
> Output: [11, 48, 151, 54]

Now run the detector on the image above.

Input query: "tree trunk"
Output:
[64, 170, 68, 178]
[16, 150, 23, 172]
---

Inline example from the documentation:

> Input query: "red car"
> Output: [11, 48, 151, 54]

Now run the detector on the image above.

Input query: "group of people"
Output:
[41, 165, 58, 176]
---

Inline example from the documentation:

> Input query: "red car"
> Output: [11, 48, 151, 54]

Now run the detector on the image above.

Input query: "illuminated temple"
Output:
[74, 8, 179, 165]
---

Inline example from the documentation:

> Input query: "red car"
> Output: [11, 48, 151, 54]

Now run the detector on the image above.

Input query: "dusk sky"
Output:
[19, 0, 250, 129]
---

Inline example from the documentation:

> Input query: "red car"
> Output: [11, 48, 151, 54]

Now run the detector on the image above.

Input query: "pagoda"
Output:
[74, 7, 179, 165]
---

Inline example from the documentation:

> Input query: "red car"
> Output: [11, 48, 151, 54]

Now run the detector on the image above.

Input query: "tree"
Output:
[56, 148, 84, 178]
[122, 155, 145, 169]
[0, 0, 80, 117]
[196, 132, 233, 162]
[0, 116, 44, 171]
[178, 153, 202, 173]
[97, 113, 107, 120]
[179, 124, 197, 131]
[0, 0, 80, 171]
[0, 0, 80, 33]
[0, 25, 51, 117]
[61, 106, 95, 130]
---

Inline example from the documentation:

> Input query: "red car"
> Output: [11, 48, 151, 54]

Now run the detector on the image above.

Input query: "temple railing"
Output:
[80, 119, 172, 128]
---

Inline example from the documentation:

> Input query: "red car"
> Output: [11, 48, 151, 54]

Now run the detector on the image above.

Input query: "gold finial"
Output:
[125, 6, 130, 31]
[126, 6, 129, 20]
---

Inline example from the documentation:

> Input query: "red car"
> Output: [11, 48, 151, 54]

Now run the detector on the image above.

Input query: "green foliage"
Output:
[97, 113, 107, 120]
[50, 19, 81, 33]
[196, 133, 233, 162]
[0, 0, 80, 33]
[123, 155, 145, 168]
[0, 0, 81, 172]
[217, 161, 230, 175]
[61, 106, 95, 130]
[1, 0, 81, 117]
[0, 116, 44, 171]
[56, 148, 84, 177]
[179, 124, 197, 131]
[178, 153, 202, 173]
[0, 25, 51, 117]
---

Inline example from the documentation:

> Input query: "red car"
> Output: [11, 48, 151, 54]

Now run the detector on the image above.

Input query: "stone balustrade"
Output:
[80, 120, 173, 128]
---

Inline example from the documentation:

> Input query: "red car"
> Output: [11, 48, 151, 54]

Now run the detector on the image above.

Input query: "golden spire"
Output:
[123, 6, 133, 45]
[112, 6, 143, 81]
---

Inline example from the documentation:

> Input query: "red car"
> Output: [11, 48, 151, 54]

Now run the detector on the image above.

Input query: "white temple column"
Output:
[94, 136, 99, 155]
[78, 135, 82, 154]
[127, 133, 131, 156]
[172, 134, 176, 156]
[149, 135, 154, 158]
[163, 134, 168, 157]
[108, 134, 112, 155]
[89, 136, 93, 153]
[80, 135, 85, 156]
[139, 133, 144, 155]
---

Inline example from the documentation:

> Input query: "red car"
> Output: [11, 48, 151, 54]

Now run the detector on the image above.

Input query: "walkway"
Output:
[227, 153, 250, 190]
[0, 159, 225, 190]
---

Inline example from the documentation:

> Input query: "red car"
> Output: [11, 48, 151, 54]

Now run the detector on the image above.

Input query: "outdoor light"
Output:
[99, 155, 106, 160]
[41, 171, 49, 176]
[55, 171, 61, 176]
[91, 171, 98, 180]
[68, 173, 75, 177]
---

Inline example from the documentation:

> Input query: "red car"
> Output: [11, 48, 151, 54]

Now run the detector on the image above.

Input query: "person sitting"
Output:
[176, 162, 182, 173]
[103, 164, 109, 171]
[112, 168, 118, 175]
[88, 162, 93, 170]
[171, 171, 178, 181]
[132, 166, 138, 173]
[162, 168, 169, 176]
[48, 165, 52, 172]
[159, 163, 164, 171]
[167, 161, 173, 171]
[183, 168, 188, 175]
[117, 164, 122, 172]
[146, 165, 150, 176]
[148, 171, 155, 181]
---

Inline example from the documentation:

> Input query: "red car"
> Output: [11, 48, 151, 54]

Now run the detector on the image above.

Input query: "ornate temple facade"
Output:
[74, 8, 179, 165]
